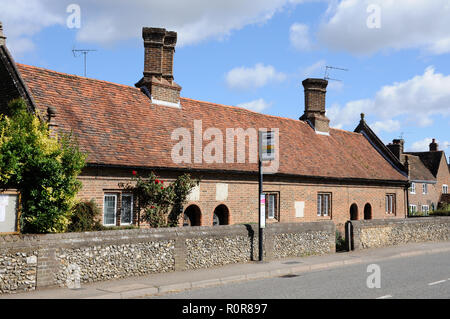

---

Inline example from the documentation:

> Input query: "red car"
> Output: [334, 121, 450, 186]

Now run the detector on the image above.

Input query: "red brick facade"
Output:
[76, 167, 406, 232]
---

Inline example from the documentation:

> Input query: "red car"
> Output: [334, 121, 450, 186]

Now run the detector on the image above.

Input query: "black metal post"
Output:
[258, 159, 264, 262]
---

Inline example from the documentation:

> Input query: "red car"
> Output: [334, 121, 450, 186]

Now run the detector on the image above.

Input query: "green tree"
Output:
[0, 99, 86, 233]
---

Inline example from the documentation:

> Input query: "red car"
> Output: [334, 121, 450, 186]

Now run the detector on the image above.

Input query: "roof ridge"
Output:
[16, 63, 139, 91]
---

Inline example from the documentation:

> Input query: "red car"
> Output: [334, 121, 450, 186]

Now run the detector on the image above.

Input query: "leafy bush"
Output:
[429, 204, 450, 216]
[408, 211, 429, 217]
[336, 230, 346, 252]
[68, 200, 103, 232]
[0, 99, 86, 233]
[122, 171, 197, 228]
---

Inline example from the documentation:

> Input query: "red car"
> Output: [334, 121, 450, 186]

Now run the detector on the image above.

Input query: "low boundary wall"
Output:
[348, 217, 450, 251]
[0, 221, 335, 294]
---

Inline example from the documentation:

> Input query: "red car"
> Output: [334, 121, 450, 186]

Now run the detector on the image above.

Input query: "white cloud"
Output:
[370, 119, 401, 134]
[328, 67, 450, 129]
[327, 80, 344, 91]
[318, 0, 450, 55]
[409, 138, 450, 152]
[290, 23, 313, 51]
[225, 63, 286, 90]
[237, 98, 272, 112]
[0, 0, 65, 56]
[327, 99, 370, 129]
[0, 0, 310, 54]
[303, 60, 326, 77]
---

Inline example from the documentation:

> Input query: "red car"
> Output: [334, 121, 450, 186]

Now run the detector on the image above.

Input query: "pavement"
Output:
[2, 241, 450, 299]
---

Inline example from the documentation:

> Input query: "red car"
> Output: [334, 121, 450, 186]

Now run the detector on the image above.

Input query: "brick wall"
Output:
[408, 181, 439, 212]
[436, 154, 450, 206]
[77, 167, 407, 232]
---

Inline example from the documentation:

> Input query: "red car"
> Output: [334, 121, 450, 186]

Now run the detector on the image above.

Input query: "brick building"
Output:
[0, 25, 409, 231]
[387, 139, 449, 214]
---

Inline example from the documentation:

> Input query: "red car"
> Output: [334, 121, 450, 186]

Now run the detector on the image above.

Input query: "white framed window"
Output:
[409, 204, 417, 213]
[103, 194, 117, 226]
[410, 182, 416, 194]
[264, 193, 278, 220]
[121, 194, 133, 225]
[422, 183, 428, 194]
[421, 205, 429, 214]
[317, 193, 331, 217]
[386, 194, 396, 214]
[443, 184, 448, 194]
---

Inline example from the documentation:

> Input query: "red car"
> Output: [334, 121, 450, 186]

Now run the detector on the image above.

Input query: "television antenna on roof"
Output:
[72, 47, 97, 77]
[324, 65, 348, 82]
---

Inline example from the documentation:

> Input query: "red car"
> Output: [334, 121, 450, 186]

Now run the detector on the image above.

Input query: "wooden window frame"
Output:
[103, 194, 117, 226]
[317, 193, 332, 217]
[120, 193, 134, 225]
[263, 192, 279, 220]
[410, 182, 416, 194]
[385, 194, 396, 215]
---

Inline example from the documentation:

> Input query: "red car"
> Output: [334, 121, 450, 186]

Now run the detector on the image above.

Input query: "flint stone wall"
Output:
[350, 217, 450, 250]
[0, 222, 335, 294]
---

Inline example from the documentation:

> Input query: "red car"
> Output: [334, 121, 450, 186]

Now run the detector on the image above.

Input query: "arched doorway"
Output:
[183, 205, 201, 226]
[212, 205, 229, 226]
[364, 203, 372, 220]
[350, 203, 358, 220]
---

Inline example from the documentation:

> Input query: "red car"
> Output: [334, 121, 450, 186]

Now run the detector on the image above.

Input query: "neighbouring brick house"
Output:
[387, 139, 450, 214]
[0, 24, 409, 232]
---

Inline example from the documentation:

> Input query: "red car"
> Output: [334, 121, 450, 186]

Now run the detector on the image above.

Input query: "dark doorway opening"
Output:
[212, 204, 229, 226]
[350, 203, 358, 220]
[183, 205, 201, 226]
[364, 203, 372, 220]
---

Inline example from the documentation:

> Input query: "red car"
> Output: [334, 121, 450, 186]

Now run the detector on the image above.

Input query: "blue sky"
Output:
[1, 0, 449, 154]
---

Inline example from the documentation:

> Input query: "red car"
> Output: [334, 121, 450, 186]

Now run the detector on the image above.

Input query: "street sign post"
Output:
[258, 130, 276, 262]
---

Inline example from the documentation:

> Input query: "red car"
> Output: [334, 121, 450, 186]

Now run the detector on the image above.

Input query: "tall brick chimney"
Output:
[300, 78, 330, 134]
[429, 138, 438, 151]
[0, 21, 6, 46]
[387, 139, 404, 159]
[135, 27, 181, 108]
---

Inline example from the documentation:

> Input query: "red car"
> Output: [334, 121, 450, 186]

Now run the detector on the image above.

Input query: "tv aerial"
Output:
[324, 65, 348, 82]
[72, 47, 97, 77]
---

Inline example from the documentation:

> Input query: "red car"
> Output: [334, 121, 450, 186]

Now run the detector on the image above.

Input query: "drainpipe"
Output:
[404, 156, 410, 218]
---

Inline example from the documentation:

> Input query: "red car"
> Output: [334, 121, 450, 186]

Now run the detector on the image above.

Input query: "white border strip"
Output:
[151, 98, 181, 108]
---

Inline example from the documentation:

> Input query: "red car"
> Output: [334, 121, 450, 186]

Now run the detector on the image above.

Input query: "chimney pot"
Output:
[137, 27, 181, 107]
[300, 78, 329, 134]
[162, 31, 177, 83]
[429, 138, 438, 152]
[387, 139, 404, 159]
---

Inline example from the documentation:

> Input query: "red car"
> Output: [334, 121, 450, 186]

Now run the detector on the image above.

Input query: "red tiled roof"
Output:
[16, 63, 407, 181]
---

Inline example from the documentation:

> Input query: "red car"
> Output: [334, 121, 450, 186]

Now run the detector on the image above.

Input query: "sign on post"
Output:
[259, 131, 276, 162]
[260, 194, 266, 229]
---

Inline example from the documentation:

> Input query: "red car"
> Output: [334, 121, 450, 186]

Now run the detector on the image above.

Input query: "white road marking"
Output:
[428, 280, 447, 286]
[376, 295, 393, 299]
